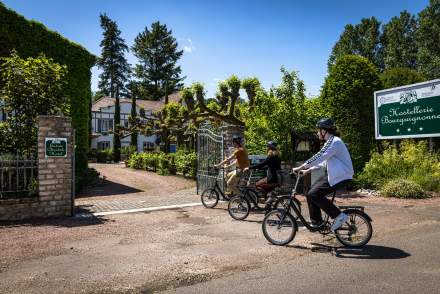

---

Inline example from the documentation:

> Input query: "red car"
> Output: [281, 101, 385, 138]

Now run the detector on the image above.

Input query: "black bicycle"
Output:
[200, 166, 232, 208]
[228, 170, 302, 221]
[262, 173, 373, 247]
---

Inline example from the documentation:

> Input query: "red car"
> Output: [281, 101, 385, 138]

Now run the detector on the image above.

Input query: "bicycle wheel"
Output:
[228, 196, 250, 220]
[274, 196, 301, 220]
[262, 209, 298, 246]
[201, 188, 219, 208]
[335, 210, 373, 247]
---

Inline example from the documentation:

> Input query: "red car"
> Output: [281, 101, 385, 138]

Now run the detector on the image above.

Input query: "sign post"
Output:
[374, 79, 440, 139]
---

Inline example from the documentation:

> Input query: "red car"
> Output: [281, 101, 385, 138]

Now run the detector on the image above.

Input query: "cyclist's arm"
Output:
[250, 156, 270, 170]
[299, 137, 338, 169]
[216, 153, 236, 166]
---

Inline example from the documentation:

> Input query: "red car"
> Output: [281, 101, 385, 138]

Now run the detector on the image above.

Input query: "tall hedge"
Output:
[321, 55, 382, 172]
[0, 2, 95, 179]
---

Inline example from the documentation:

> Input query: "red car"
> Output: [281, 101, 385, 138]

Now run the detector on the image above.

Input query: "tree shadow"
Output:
[76, 179, 143, 198]
[0, 214, 109, 228]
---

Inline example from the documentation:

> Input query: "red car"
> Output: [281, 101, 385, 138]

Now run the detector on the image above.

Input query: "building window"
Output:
[143, 141, 155, 152]
[97, 119, 114, 133]
[97, 141, 111, 150]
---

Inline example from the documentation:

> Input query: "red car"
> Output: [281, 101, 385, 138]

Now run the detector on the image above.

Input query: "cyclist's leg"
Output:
[307, 176, 340, 220]
[256, 177, 268, 198]
[227, 170, 240, 195]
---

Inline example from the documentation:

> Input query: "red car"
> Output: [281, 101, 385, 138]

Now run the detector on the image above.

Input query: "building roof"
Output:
[92, 92, 182, 112]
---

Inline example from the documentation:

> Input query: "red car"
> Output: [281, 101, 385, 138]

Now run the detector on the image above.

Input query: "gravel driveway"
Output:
[1, 195, 440, 293]
[76, 163, 197, 213]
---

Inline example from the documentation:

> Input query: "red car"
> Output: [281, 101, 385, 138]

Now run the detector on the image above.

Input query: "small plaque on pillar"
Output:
[45, 138, 67, 157]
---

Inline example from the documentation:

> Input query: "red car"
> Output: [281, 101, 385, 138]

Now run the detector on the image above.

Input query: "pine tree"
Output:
[128, 82, 138, 150]
[132, 21, 184, 101]
[97, 14, 130, 162]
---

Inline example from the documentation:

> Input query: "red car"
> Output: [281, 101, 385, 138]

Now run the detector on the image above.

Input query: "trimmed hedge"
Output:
[0, 3, 95, 183]
[127, 151, 196, 178]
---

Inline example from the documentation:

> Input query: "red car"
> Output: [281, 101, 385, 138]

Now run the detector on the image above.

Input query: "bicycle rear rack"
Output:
[339, 205, 364, 212]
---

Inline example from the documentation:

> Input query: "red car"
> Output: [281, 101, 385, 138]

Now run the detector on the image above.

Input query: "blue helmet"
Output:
[266, 141, 277, 150]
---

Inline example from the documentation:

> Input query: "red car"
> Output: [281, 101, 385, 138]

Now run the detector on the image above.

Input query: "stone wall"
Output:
[0, 116, 73, 220]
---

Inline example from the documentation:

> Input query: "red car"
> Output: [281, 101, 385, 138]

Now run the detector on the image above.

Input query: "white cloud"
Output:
[183, 38, 196, 53]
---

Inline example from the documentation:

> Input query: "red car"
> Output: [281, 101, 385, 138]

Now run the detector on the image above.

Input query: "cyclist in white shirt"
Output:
[292, 118, 354, 231]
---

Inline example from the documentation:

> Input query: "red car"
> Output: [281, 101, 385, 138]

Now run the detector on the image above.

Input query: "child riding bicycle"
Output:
[291, 118, 354, 232]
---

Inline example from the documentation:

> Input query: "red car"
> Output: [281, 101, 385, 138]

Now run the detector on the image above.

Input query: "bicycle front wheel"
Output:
[201, 188, 219, 208]
[262, 209, 298, 246]
[228, 196, 250, 220]
[335, 210, 373, 247]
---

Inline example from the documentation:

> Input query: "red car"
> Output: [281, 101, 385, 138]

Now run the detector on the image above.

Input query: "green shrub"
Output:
[75, 167, 101, 194]
[174, 149, 197, 177]
[381, 179, 426, 199]
[358, 140, 440, 192]
[96, 149, 113, 163]
[121, 146, 137, 161]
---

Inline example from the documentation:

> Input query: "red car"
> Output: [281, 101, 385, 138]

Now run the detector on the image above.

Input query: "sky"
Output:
[2, 0, 429, 98]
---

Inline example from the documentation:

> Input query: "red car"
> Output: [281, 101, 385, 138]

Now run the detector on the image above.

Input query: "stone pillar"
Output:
[37, 115, 73, 217]
[220, 124, 244, 158]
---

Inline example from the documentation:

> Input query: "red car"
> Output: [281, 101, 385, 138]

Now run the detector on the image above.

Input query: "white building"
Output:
[91, 92, 181, 152]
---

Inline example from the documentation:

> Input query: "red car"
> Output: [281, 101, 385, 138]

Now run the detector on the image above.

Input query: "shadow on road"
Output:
[286, 243, 410, 260]
[335, 245, 411, 259]
[0, 214, 109, 228]
[76, 179, 143, 198]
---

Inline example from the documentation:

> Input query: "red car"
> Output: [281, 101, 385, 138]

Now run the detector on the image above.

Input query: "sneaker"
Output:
[331, 212, 348, 232]
[310, 221, 324, 229]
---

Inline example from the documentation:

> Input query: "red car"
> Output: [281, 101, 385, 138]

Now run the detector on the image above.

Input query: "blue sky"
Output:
[3, 0, 429, 98]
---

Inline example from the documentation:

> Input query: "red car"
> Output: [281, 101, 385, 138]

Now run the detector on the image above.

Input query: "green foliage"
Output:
[417, 0, 440, 79]
[358, 140, 440, 192]
[380, 67, 425, 89]
[121, 146, 137, 160]
[96, 149, 113, 163]
[75, 167, 101, 193]
[132, 21, 184, 101]
[328, 17, 382, 70]
[321, 55, 382, 171]
[97, 14, 131, 97]
[0, 52, 68, 154]
[381, 179, 426, 199]
[381, 11, 418, 70]
[242, 67, 315, 160]
[0, 3, 95, 182]
[127, 150, 196, 178]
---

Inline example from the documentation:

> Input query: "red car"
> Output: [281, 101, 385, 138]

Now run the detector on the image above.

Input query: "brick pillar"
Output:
[220, 124, 245, 158]
[37, 116, 73, 217]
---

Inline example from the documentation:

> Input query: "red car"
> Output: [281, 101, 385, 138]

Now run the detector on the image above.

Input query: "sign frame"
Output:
[374, 79, 440, 140]
[45, 137, 68, 158]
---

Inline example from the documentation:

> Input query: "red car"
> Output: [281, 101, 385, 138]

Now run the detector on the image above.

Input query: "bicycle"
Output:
[228, 170, 302, 221]
[262, 173, 373, 248]
[200, 166, 232, 208]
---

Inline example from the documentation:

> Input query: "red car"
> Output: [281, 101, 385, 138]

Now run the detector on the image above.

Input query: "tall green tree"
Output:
[128, 81, 139, 149]
[380, 68, 424, 89]
[97, 14, 131, 162]
[328, 17, 382, 70]
[381, 11, 418, 70]
[321, 55, 382, 172]
[132, 21, 184, 101]
[417, 0, 440, 79]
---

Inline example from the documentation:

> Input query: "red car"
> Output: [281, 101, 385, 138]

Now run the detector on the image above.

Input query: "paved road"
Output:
[165, 222, 440, 294]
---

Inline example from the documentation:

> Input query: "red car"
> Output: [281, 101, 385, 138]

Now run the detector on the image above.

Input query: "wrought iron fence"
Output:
[0, 153, 38, 199]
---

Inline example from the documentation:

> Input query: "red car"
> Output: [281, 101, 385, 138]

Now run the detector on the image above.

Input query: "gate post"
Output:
[37, 115, 74, 217]
[220, 124, 244, 158]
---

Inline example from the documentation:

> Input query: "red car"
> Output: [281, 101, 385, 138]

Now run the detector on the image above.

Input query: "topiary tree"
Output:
[321, 55, 382, 172]
[380, 67, 425, 89]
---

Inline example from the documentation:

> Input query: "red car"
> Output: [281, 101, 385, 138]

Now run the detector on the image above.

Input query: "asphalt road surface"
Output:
[164, 222, 440, 294]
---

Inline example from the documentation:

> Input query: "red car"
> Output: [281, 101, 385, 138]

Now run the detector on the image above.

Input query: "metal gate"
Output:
[196, 122, 224, 194]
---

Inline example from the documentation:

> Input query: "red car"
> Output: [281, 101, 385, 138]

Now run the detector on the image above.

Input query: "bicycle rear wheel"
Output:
[201, 188, 219, 208]
[228, 196, 250, 220]
[335, 210, 373, 247]
[262, 209, 298, 246]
